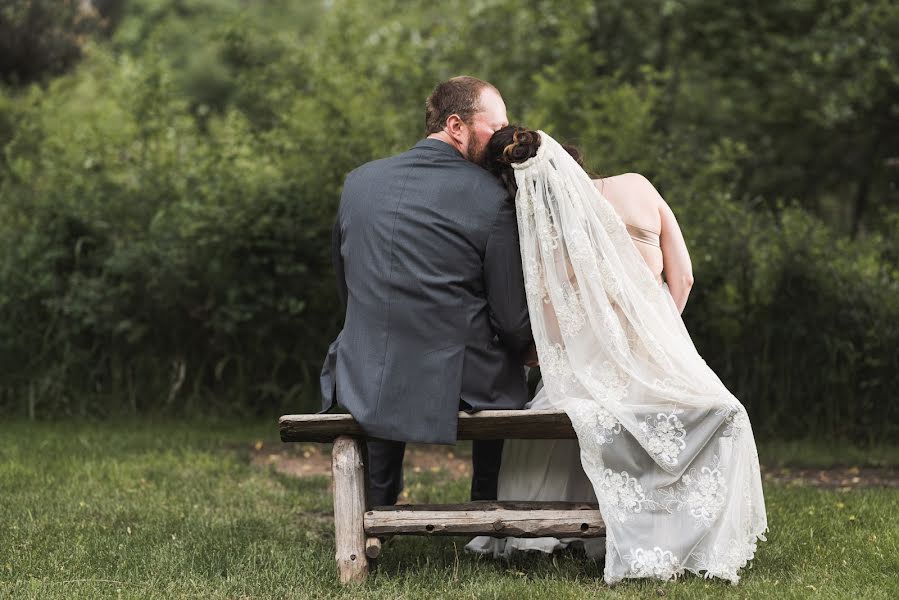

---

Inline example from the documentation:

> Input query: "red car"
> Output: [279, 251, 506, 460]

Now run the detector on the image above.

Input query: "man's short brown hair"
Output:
[425, 76, 498, 134]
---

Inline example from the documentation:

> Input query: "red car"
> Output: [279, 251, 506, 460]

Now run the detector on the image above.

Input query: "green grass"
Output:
[0, 420, 897, 599]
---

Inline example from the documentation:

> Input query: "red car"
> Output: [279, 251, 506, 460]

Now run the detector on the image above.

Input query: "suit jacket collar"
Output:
[414, 137, 464, 159]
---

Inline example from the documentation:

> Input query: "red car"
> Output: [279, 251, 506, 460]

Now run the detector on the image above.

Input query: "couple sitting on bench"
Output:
[305, 76, 767, 585]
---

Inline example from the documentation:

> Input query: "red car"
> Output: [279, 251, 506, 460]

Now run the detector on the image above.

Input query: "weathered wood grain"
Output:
[363, 506, 604, 538]
[279, 409, 576, 443]
[331, 437, 368, 584]
[371, 501, 598, 512]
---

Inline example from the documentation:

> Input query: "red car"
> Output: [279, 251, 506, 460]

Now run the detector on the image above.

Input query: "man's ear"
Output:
[445, 113, 466, 142]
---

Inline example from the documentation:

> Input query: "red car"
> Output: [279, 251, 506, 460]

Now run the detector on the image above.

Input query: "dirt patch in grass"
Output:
[250, 441, 473, 480]
[760, 465, 899, 490]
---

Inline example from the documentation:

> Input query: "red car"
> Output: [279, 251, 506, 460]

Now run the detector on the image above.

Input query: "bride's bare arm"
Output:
[658, 198, 694, 313]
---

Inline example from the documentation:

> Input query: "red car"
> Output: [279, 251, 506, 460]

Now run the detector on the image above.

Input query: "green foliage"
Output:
[674, 0, 899, 233]
[0, 45, 334, 417]
[0, 0, 111, 85]
[0, 0, 897, 440]
[681, 199, 899, 441]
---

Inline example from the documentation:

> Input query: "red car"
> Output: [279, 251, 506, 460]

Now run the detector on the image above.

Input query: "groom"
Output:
[320, 76, 534, 507]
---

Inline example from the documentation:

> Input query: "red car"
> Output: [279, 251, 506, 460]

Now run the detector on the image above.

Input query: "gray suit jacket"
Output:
[320, 138, 533, 443]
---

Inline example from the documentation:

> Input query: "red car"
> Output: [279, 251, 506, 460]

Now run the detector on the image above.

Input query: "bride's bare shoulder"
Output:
[592, 173, 661, 199]
[594, 172, 651, 186]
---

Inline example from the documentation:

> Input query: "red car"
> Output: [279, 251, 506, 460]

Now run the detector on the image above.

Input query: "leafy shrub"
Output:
[0, 0, 896, 444]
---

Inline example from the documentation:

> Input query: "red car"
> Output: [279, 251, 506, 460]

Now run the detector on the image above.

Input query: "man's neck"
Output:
[428, 132, 464, 155]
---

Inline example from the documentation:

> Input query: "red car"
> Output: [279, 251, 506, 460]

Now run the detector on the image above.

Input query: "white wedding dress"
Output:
[466, 133, 767, 584]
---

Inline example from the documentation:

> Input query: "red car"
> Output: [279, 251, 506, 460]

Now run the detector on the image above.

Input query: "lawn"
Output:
[0, 420, 896, 599]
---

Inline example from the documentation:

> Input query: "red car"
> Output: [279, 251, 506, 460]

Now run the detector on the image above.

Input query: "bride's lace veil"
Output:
[513, 132, 739, 440]
[510, 131, 766, 582]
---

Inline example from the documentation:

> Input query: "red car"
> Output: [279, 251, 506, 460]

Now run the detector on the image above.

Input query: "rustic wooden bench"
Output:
[279, 409, 605, 584]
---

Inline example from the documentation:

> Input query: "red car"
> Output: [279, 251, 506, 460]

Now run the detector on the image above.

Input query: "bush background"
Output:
[1, 0, 897, 442]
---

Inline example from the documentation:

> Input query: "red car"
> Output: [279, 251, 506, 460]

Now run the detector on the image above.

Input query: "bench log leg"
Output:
[331, 436, 368, 584]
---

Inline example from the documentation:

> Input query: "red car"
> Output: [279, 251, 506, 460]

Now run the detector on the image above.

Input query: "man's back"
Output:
[322, 138, 532, 443]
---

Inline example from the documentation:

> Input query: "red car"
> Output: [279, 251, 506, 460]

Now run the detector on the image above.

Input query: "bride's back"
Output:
[593, 174, 664, 280]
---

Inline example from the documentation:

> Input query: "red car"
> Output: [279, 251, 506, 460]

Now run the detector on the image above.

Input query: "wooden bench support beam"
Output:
[331, 436, 368, 584]
[363, 504, 604, 538]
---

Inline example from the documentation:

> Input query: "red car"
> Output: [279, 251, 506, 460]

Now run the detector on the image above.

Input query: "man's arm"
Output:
[484, 200, 533, 356]
[331, 210, 348, 309]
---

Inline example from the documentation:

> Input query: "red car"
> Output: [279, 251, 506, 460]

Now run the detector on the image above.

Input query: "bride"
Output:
[465, 127, 767, 584]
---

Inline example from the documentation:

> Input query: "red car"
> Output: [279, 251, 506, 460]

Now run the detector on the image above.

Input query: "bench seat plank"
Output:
[279, 409, 576, 443]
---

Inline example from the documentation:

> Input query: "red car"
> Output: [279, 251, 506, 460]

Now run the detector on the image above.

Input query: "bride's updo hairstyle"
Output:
[485, 125, 593, 198]
[484, 125, 540, 197]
